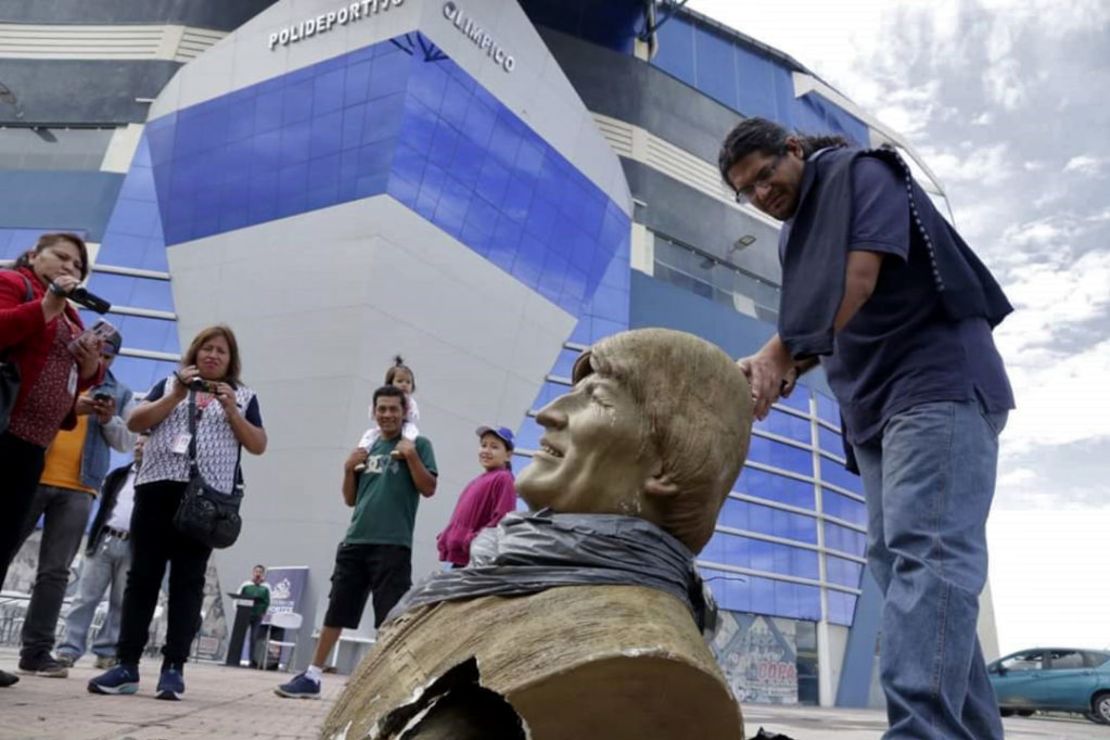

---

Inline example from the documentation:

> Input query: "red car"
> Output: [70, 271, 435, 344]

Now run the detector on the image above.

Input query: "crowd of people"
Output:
[0, 114, 1014, 739]
[0, 258, 520, 698]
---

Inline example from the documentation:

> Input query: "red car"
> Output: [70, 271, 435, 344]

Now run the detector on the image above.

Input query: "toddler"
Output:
[358, 355, 420, 455]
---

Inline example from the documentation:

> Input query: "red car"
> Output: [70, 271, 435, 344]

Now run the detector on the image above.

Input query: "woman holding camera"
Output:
[0, 233, 102, 688]
[89, 325, 266, 701]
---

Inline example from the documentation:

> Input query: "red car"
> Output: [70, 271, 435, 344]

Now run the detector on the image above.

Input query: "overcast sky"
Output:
[688, 0, 1110, 655]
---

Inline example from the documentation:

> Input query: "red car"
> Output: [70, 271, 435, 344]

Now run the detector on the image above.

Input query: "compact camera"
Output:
[187, 377, 219, 394]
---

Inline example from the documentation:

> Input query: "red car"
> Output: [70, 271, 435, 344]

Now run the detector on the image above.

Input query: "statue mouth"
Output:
[537, 439, 564, 459]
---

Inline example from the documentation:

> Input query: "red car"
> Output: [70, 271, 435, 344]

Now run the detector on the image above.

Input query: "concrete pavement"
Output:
[1, 648, 1108, 739]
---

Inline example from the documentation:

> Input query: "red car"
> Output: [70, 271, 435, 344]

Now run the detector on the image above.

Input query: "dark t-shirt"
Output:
[780, 156, 1014, 444]
[345, 435, 438, 548]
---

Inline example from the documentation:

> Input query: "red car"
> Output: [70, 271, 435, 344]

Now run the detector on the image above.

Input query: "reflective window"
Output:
[652, 232, 781, 317]
[823, 522, 866, 558]
[815, 392, 840, 426]
[826, 591, 858, 626]
[999, 651, 1045, 672]
[818, 426, 843, 456]
[736, 467, 814, 510]
[0, 228, 66, 261]
[825, 554, 863, 588]
[1046, 650, 1085, 671]
[105, 314, 179, 354]
[747, 436, 813, 476]
[699, 566, 821, 622]
[819, 458, 863, 495]
[85, 273, 174, 313]
[754, 408, 811, 445]
[0, 126, 114, 171]
[718, 498, 817, 544]
[111, 356, 179, 397]
[702, 531, 818, 581]
[822, 490, 866, 526]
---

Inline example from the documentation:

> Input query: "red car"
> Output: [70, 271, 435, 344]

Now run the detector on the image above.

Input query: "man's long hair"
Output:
[718, 117, 849, 188]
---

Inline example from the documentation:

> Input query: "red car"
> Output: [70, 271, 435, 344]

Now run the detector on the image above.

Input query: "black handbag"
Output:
[173, 391, 243, 549]
[0, 274, 34, 435]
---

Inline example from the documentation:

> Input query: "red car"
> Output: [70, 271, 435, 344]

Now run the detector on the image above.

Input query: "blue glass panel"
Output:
[815, 391, 840, 426]
[736, 468, 814, 510]
[747, 436, 813, 476]
[820, 458, 863, 494]
[773, 384, 810, 414]
[700, 566, 821, 621]
[818, 425, 843, 456]
[652, 13, 696, 87]
[826, 591, 858, 626]
[85, 274, 174, 313]
[754, 408, 812, 444]
[109, 315, 179, 354]
[822, 489, 866, 526]
[826, 554, 863, 588]
[823, 521, 866, 558]
[694, 27, 739, 110]
[0, 228, 55, 260]
[111, 356, 179, 397]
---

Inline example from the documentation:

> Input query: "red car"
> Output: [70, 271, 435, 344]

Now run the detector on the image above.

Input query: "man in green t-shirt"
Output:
[276, 385, 437, 699]
[238, 564, 271, 668]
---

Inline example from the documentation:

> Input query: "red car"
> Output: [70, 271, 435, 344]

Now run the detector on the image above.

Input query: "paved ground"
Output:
[1, 648, 1108, 739]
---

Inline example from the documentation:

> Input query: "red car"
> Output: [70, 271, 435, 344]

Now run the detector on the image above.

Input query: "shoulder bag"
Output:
[0, 274, 35, 434]
[173, 391, 244, 549]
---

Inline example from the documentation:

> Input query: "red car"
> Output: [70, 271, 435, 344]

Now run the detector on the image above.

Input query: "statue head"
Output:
[515, 328, 752, 553]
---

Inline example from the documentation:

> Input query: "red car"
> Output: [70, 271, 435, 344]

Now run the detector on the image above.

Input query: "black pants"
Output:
[323, 543, 412, 629]
[0, 432, 46, 587]
[116, 480, 212, 667]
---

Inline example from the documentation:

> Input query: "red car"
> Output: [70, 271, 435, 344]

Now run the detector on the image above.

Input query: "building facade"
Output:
[0, 0, 992, 706]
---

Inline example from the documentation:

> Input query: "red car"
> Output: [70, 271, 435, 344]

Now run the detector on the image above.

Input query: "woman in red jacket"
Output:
[436, 426, 518, 569]
[0, 233, 104, 681]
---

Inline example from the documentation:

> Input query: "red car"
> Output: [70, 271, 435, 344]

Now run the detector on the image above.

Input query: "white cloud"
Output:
[1063, 154, 1107, 176]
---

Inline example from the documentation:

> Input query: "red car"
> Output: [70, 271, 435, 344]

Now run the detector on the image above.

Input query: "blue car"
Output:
[988, 647, 1110, 724]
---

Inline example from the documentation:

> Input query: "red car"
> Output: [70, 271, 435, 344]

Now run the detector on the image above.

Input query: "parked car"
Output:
[988, 647, 1110, 724]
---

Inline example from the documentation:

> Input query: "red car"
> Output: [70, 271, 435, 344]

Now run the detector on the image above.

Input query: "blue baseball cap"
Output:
[476, 425, 515, 450]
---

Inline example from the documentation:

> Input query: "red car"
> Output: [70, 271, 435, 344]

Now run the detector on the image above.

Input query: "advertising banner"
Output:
[711, 611, 799, 705]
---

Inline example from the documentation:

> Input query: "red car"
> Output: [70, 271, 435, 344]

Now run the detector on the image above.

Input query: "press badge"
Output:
[66, 366, 78, 397]
[172, 433, 192, 455]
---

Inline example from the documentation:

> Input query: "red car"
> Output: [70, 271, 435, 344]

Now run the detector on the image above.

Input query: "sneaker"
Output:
[18, 653, 69, 678]
[88, 664, 139, 695]
[94, 655, 119, 670]
[156, 667, 185, 701]
[275, 672, 321, 699]
[55, 653, 77, 668]
[0, 669, 18, 688]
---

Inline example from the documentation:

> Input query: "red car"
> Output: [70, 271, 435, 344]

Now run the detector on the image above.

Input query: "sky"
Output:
[687, 0, 1110, 655]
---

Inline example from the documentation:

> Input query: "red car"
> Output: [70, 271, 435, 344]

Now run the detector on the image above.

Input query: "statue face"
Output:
[516, 372, 657, 517]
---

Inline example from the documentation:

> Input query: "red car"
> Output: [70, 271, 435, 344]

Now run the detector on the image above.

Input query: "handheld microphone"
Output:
[50, 282, 112, 314]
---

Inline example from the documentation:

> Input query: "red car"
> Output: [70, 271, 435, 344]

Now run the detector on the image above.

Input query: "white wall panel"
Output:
[168, 195, 575, 637]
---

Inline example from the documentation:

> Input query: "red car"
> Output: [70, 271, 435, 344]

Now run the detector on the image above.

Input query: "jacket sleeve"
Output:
[0, 273, 45, 352]
[99, 393, 138, 453]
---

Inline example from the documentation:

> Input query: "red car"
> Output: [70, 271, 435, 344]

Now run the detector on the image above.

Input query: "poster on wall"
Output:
[263, 565, 309, 623]
[711, 611, 799, 705]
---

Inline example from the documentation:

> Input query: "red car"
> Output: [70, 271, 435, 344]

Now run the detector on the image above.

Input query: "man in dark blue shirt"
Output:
[720, 117, 1013, 740]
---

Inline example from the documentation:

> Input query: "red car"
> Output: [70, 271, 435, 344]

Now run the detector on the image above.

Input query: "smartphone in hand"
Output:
[68, 319, 119, 355]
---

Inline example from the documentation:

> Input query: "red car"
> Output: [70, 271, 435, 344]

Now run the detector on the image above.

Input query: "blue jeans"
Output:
[853, 400, 1007, 740]
[17, 485, 93, 659]
[58, 533, 132, 660]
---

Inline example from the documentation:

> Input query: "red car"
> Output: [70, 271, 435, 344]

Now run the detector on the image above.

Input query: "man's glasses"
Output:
[734, 154, 783, 205]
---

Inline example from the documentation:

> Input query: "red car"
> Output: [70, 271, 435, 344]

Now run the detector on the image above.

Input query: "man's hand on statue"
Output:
[780, 366, 799, 398]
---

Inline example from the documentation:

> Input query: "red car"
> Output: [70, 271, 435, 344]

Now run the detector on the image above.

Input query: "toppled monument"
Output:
[323, 328, 753, 740]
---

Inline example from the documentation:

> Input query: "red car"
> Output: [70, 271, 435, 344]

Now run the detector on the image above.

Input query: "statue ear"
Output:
[644, 468, 679, 498]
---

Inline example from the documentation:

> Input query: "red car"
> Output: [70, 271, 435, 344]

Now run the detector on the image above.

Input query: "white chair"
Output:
[260, 611, 302, 672]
